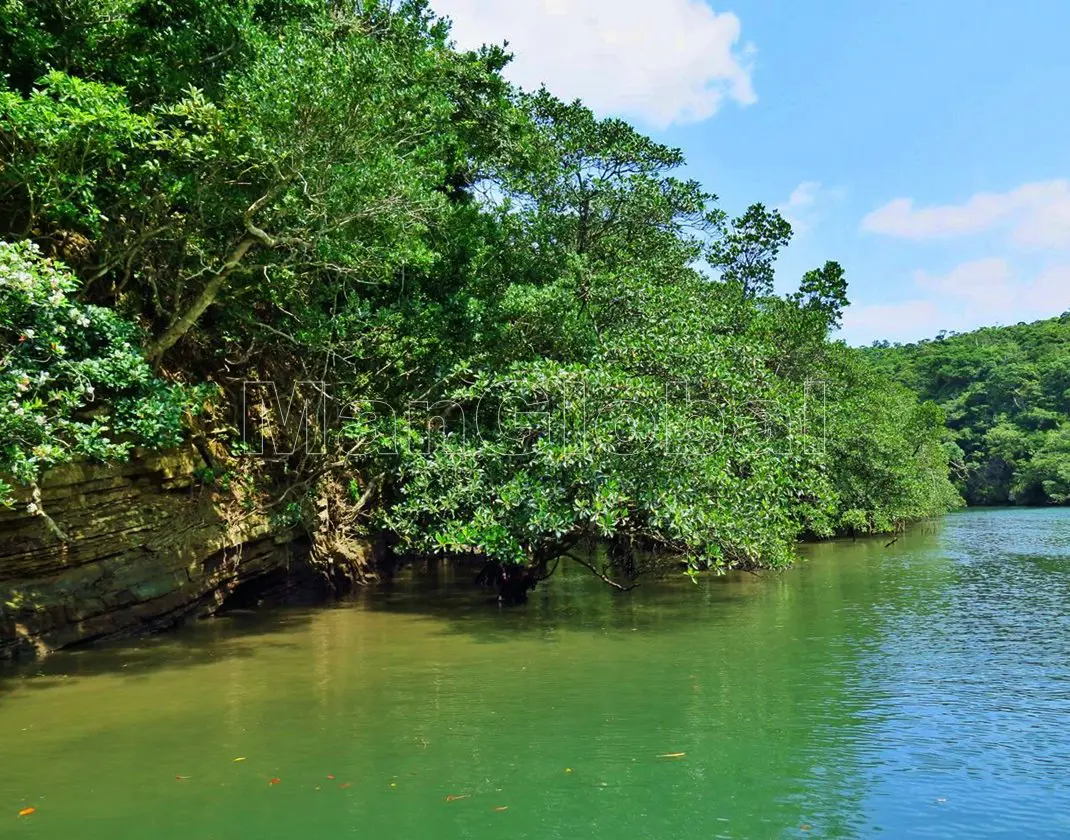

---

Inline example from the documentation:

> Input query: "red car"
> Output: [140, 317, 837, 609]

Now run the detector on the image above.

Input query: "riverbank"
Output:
[0, 440, 1004, 660]
[0, 449, 333, 660]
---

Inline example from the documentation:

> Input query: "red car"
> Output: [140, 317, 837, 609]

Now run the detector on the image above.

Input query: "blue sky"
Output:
[433, 0, 1070, 345]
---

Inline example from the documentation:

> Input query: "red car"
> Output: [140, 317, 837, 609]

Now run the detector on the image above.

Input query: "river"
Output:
[1, 508, 1069, 838]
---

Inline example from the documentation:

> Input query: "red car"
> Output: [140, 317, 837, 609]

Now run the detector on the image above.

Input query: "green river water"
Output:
[2, 507, 1069, 838]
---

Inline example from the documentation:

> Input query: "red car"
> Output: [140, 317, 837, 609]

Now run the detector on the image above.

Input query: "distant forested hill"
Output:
[866, 314, 1070, 505]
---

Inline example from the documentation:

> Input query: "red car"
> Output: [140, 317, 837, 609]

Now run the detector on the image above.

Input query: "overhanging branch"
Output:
[565, 552, 638, 592]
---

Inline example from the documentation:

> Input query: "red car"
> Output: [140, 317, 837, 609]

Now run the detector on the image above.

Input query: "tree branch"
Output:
[146, 235, 256, 362]
[145, 189, 306, 362]
[566, 552, 638, 592]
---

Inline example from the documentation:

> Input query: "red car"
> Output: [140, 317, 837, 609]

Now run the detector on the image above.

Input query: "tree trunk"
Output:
[146, 236, 256, 362]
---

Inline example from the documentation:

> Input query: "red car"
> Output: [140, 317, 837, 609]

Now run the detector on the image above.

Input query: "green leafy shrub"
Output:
[0, 71, 157, 236]
[0, 240, 199, 505]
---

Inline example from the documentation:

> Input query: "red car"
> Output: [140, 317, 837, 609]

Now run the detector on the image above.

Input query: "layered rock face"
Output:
[0, 448, 317, 660]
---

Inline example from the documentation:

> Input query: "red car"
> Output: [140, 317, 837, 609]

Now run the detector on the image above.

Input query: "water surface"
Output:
[2, 508, 1069, 838]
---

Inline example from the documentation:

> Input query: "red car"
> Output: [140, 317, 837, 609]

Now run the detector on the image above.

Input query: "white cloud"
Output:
[913, 257, 1016, 310]
[841, 300, 942, 340]
[1031, 264, 1070, 307]
[842, 259, 1070, 344]
[432, 0, 756, 128]
[1013, 185, 1070, 249]
[861, 179, 1070, 249]
[848, 179, 1070, 343]
[779, 180, 844, 235]
[787, 181, 821, 210]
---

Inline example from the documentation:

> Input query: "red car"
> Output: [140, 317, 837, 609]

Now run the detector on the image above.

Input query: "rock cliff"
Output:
[0, 448, 322, 659]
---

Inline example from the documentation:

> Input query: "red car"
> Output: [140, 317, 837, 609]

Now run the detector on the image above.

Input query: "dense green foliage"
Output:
[868, 316, 1070, 505]
[0, 240, 198, 504]
[0, 0, 958, 583]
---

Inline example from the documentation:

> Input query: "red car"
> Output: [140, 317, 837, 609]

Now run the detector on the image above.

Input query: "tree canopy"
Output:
[0, 0, 960, 590]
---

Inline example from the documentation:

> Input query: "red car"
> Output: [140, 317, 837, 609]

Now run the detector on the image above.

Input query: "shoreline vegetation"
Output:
[0, 0, 1016, 603]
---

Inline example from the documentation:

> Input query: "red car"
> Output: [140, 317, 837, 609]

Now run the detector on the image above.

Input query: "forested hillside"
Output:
[0, 0, 959, 590]
[867, 315, 1070, 506]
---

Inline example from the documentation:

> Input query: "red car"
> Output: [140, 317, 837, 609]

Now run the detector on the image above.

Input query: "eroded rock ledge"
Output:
[0, 448, 325, 660]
